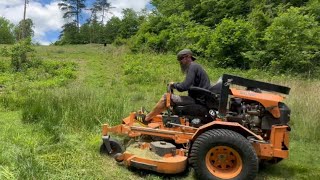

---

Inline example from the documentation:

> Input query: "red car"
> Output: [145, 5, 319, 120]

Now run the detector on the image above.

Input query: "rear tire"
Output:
[189, 129, 258, 180]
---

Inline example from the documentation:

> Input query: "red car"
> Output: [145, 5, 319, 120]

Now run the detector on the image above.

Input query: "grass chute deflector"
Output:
[100, 74, 291, 180]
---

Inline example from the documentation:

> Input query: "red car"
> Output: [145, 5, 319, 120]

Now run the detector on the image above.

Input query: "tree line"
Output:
[0, 17, 34, 44]
[55, 0, 320, 75]
[1, 0, 320, 75]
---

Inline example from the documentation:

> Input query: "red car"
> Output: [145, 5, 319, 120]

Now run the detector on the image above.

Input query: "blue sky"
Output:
[0, 0, 151, 45]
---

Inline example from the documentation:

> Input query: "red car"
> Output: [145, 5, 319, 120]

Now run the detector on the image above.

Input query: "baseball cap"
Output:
[177, 49, 196, 61]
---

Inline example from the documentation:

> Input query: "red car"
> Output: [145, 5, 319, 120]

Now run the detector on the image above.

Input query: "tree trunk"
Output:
[102, 8, 105, 23]
[77, 0, 80, 31]
[22, 0, 27, 39]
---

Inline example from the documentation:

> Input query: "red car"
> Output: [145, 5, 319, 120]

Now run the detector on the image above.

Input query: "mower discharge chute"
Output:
[100, 74, 291, 180]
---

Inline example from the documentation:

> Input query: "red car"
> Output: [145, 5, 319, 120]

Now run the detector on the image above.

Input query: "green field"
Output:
[0, 45, 319, 179]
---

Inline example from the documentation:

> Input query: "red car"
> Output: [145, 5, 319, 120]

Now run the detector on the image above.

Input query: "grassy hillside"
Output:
[0, 44, 319, 179]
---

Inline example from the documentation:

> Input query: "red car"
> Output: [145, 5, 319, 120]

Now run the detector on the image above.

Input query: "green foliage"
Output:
[0, 17, 15, 44]
[151, 0, 186, 16]
[129, 13, 170, 52]
[92, 0, 112, 23]
[55, 23, 80, 45]
[52, 0, 320, 75]
[123, 54, 165, 84]
[119, 9, 142, 39]
[166, 13, 211, 54]
[2, 45, 320, 179]
[10, 38, 35, 72]
[131, 12, 211, 54]
[0, 60, 77, 110]
[304, 0, 320, 22]
[79, 16, 104, 44]
[191, 0, 251, 27]
[0, 46, 10, 57]
[21, 86, 126, 141]
[206, 18, 257, 69]
[0, 45, 77, 110]
[262, 7, 320, 74]
[14, 18, 34, 41]
[58, 0, 86, 30]
[247, 6, 272, 34]
[56, 7, 142, 45]
[103, 17, 121, 44]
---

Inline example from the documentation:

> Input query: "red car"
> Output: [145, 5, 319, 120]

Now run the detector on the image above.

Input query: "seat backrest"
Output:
[188, 87, 219, 109]
[209, 77, 223, 94]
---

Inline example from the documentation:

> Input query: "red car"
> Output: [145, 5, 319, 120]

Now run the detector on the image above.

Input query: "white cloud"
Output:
[108, 0, 150, 19]
[0, 0, 64, 45]
[0, 0, 150, 45]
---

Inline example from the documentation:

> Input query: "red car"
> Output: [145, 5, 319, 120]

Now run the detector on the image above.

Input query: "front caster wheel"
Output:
[100, 138, 123, 156]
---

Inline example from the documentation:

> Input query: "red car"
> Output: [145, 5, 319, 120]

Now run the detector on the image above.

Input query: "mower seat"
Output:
[188, 86, 219, 110]
[172, 78, 222, 124]
[172, 85, 220, 124]
[173, 104, 209, 117]
[173, 104, 213, 124]
[209, 77, 223, 94]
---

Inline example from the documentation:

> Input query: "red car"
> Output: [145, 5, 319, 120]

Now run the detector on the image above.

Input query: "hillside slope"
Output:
[1, 45, 319, 179]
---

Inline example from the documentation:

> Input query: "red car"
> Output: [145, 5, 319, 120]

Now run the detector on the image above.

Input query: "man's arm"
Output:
[173, 65, 196, 92]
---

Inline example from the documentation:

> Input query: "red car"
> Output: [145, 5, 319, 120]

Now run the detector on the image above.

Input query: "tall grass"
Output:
[20, 49, 320, 143]
[283, 80, 320, 142]
[21, 85, 128, 141]
[2, 45, 320, 179]
[0, 111, 144, 180]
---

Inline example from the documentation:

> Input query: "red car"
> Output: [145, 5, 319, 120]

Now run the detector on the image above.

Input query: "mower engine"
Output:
[227, 97, 291, 139]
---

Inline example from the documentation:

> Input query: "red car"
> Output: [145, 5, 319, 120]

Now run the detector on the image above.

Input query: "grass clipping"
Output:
[126, 143, 162, 160]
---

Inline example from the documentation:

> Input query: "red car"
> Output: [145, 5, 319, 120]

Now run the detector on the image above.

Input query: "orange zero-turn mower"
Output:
[100, 74, 291, 180]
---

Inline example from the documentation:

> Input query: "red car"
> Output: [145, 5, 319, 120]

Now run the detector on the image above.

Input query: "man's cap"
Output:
[177, 49, 196, 61]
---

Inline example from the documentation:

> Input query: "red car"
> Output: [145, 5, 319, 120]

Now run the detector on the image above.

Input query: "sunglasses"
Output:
[178, 55, 188, 61]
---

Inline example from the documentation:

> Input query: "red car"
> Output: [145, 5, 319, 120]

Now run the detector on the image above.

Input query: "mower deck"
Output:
[115, 142, 188, 174]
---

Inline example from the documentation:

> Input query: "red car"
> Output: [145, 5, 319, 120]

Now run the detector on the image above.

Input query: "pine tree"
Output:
[58, 0, 86, 30]
[92, 0, 113, 23]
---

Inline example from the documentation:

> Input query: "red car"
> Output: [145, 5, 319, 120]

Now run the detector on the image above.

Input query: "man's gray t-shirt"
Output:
[173, 62, 211, 93]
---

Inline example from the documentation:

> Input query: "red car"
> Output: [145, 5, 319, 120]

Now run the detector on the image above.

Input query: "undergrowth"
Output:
[21, 86, 127, 142]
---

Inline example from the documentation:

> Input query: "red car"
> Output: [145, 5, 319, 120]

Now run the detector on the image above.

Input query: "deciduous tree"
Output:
[0, 17, 15, 44]
[14, 18, 34, 41]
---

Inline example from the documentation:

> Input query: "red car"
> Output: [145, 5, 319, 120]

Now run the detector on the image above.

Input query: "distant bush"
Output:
[0, 46, 10, 57]
[9, 38, 35, 72]
[130, 13, 211, 55]
[206, 18, 257, 69]
[260, 8, 320, 75]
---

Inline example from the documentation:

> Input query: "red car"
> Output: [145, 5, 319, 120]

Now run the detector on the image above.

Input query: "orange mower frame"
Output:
[100, 74, 291, 180]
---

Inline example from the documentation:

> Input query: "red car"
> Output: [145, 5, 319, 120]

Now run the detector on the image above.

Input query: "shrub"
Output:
[262, 7, 320, 74]
[9, 38, 34, 72]
[130, 12, 212, 55]
[206, 18, 257, 69]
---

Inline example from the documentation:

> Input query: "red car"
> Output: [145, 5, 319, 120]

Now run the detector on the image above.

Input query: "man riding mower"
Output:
[100, 74, 291, 180]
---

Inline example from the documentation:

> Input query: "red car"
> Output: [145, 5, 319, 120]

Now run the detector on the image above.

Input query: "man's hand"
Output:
[169, 82, 175, 88]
